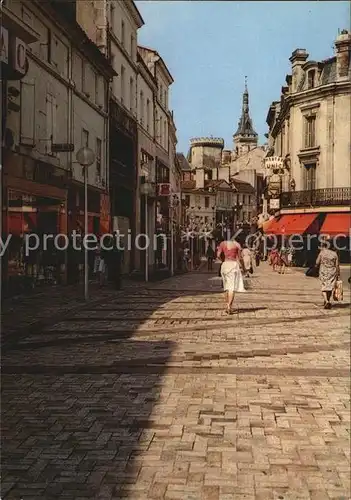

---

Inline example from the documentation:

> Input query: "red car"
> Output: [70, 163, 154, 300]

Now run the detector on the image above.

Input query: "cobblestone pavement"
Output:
[2, 263, 350, 500]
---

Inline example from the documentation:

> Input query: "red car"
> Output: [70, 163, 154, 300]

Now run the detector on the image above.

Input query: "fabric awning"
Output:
[266, 214, 318, 235]
[320, 213, 351, 236]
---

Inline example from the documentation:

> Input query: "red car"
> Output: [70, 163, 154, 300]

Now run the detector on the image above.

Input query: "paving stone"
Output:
[1, 263, 350, 498]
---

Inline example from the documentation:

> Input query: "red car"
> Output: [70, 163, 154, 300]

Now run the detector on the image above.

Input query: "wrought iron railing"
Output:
[281, 188, 351, 208]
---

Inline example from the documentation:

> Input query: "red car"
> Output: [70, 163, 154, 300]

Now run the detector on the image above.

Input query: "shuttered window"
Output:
[20, 80, 35, 146]
[46, 93, 57, 154]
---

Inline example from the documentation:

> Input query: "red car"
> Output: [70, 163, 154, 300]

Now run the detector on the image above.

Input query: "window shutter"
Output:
[20, 80, 35, 146]
[46, 94, 57, 154]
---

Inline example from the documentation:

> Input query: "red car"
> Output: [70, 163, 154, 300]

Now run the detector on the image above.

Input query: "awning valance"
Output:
[320, 213, 351, 236]
[266, 214, 318, 235]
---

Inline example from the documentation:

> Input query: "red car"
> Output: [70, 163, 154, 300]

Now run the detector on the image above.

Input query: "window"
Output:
[96, 138, 102, 178]
[184, 195, 190, 207]
[46, 93, 57, 154]
[130, 35, 135, 58]
[139, 90, 144, 125]
[164, 90, 167, 108]
[307, 70, 315, 89]
[120, 65, 125, 104]
[248, 195, 251, 205]
[129, 77, 134, 112]
[304, 164, 316, 191]
[109, 3, 115, 30]
[243, 195, 246, 204]
[19, 80, 35, 146]
[146, 98, 150, 132]
[82, 128, 89, 147]
[163, 121, 167, 149]
[121, 20, 125, 46]
[304, 115, 316, 148]
[205, 197, 209, 208]
[195, 195, 201, 206]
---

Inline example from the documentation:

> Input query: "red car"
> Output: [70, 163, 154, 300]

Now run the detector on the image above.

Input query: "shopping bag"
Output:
[305, 266, 319, 277]
[333, 279, 343, 301]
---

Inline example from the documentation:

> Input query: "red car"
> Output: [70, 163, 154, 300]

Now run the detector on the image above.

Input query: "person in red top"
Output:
[216, 238, 246, 314]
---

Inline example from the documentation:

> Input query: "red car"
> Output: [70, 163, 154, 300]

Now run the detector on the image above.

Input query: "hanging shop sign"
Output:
[269, 198, 280, 210]
[157, 183, 171, 196]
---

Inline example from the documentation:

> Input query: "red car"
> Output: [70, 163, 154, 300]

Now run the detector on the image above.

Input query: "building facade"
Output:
[2, 0, 114, 295]
[264, 31, 350, 237]
[77, 0, 144, 274]
[135, 49, 157, 273]
[138, 46, 174, 269]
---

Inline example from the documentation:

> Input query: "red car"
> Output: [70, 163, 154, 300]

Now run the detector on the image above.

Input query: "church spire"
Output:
[234, 77, 257, 139]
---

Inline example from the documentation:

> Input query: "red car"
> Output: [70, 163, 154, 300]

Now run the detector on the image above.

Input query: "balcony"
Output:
[281, 188, 351, 209]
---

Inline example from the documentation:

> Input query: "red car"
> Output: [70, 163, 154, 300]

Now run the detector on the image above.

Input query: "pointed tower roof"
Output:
[234, 77, 258, 138]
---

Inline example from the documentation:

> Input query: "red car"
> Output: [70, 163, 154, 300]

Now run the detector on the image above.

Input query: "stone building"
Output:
[229, 81, 266, 218]
[2, 0, 114, 294]
[135, 49, 157, 274]
[264, 30, 350, 242]
[77, 0, 144, 273]
[138, 46, 175, 268]
[181, 136, 257, 240]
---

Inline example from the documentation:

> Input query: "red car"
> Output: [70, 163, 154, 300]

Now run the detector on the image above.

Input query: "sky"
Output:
[136, 0, 349, 154]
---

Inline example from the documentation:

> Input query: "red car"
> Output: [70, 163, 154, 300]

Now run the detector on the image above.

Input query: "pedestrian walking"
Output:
[278, 247, 289, 274]
[206, 243, 215, 271]
[315, 240, 340, 309]
[216, 237, 245, 315]
[93, 244, 106, 286]
[242, 244, 253, 278]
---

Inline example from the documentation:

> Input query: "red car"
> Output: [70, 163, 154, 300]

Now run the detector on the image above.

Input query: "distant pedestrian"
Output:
[206, 243, 215, 271]
[316, 240, 340, 309]
[242, 245, 253, 278]
[278, 247, 289, 274]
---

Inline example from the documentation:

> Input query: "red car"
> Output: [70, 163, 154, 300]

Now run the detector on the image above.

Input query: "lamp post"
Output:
[76, 147, 95, 301]
[140, 181, 154, 282]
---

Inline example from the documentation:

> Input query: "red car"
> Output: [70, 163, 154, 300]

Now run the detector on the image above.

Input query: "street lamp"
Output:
[76, 146, 95, 301]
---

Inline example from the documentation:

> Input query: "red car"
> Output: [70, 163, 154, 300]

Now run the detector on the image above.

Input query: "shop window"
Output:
[20, 80, 35, 146]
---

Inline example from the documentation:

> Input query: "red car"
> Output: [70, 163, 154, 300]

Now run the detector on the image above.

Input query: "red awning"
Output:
[267, 214, 318, 235]
[320, 213, 351, 236]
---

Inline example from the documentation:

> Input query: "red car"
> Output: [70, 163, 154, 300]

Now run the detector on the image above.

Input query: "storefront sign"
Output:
[269, 198, 280, 210]
[265, 156, 284, 171]
[158, 183, 171, 196]
[1, 27, 9, 64]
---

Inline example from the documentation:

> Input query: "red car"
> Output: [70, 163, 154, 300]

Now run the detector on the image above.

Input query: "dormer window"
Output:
[307, 70, 315, 89]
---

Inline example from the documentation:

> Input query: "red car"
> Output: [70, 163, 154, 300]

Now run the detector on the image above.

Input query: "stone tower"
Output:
[233, 77, 258, 158]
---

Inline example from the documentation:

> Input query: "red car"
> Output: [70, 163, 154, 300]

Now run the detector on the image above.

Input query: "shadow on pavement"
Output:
[1, 271, 224, 498]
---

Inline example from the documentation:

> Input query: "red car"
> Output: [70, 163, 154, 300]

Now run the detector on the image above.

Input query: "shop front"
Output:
[2, 151, 69, 296]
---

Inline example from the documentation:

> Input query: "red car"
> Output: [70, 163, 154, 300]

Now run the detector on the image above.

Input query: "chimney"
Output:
[289, 49, 309, 92]
[195, 168, 205, 189]
[335, 30, 351, 80]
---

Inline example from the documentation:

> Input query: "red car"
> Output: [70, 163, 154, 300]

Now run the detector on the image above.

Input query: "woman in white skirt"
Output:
[217, 238, 246, 314]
